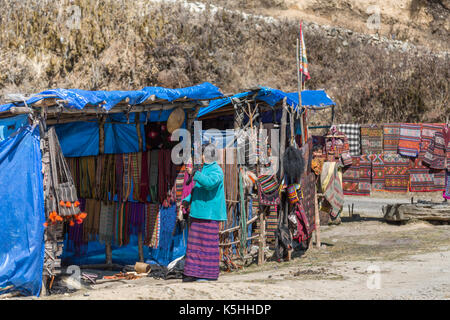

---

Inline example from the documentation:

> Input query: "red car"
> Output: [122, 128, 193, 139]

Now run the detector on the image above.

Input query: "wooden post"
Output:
[296, 37, 306, 146]
[98, 115, 113, 265]
[135, 112, 145, 262]
[279, 98, 287, 179]
[314, 192, 321, 248]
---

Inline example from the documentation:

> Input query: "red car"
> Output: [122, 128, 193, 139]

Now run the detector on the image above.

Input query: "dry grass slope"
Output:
[0, 0, 448, 123]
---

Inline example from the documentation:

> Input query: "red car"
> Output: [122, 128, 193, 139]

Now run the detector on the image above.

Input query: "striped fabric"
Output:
[144, 203, 159, 246]
[398, 124, 421, 157]
[338, 124, 361, 156]
[370, 153, 385, 191]
[423, 128, 449, 170]
[342, 156, 360, 195]
[266, 205, 278, 245]
[130, 152, 141, 201]
[99, 202, 115, 244]
[384, 153, 410, 192]
[383, 123, 400, 154]
[420, 123, 444, 159]
[149, 150, 159, 202]
[184, 218, 220, 280]
[358, 154, 372, 196]
[409, 158, 435, 192]
[258, 175, 278, 193]
[444, 171, 450, 200]
[361, 124, 383, 154]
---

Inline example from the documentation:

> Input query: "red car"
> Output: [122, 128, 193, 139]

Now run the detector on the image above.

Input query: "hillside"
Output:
[0, 0, 448, 123]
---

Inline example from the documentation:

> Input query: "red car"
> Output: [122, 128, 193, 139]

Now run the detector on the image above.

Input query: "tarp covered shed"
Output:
[197, 87, 335, 118]
[0, 83, 224, 297]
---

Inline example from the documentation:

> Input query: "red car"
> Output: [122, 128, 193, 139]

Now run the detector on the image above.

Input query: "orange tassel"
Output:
[69, 220, 75, 227]
[59, 200, 66, 207]
[66, 201, 72, 207]
[74, 201, 80, 207]
[79, 212, 87, 219]
[56, 215, 63, 222]
[43, 222, 48, 227]
[76, 218, 83, 224]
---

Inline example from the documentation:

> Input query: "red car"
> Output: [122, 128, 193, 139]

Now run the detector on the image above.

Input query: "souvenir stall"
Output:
[0, 83, 223, 296]
[197, 86, 336, 265]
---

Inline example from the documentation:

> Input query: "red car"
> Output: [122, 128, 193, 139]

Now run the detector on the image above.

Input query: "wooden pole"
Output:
[296, 37, 306, 146]
[135, 112, 145, 262]
[98, 115, 113, 265]
[279, 98, 287, 179]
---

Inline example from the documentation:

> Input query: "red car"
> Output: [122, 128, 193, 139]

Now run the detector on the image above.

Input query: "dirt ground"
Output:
[28, 192, 449, 300]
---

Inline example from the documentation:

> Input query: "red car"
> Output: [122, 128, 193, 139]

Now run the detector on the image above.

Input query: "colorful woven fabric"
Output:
[149, 150, 159, 202]
[266, 205, 278, 244]
[423, 126, 450, 171]
[384, 153, 410, 192]
[130, 152, 141, 201]
[361, 124, 383, 154]
[139, 151, 150, 202]
[420, 123, 444, 159]
[324, 126, 352, 166]
[342, 156, 360, 195]
[433, 169, 446, 191]
[99, 202, 115, 244]
[338, 124, 361, 156]
[444, 171, 450, 200]
[122, 154, 132, 201]
[83, 199, 101, 242]
[383, 123, 400, 154]
[321, 162, 344, 218]
[398, 123, 421, 157]
[370, 153, 385, 191]
[128, 202, 146, 235]
[184, 217, 220, 280]
[409, 158, 435, 192]
[144, 203, 159, 246]
[358, 154, 372, 195]
[299, 173, 316, 238]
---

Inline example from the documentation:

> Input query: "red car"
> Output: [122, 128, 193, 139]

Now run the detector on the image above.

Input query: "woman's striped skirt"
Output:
[183, 217, 220, 280]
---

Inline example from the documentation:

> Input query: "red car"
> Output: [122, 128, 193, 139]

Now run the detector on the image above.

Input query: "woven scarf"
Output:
[95, 155, 104, 200]
[149, 150, 159, 202]
[398, 123, 421, 157]
[338, 124, 361, 156]
[158, 149, 172, 204]
[151, 207, 161, 248]
[144, 203, 159, 246]
[361, 124, 383, 154]
[139, 151, 150, 202]
[122, 154, 132, 201]
[384, 153, 410, 192]
[87, 157, 97, 199]
[129, 152, 141, 201]
[128, 202, 146, 235]
[225, 148, 239, 202]
[383, 123, 400, 154]
[83, 199, 101, 242]
[342, 156, 360, 195]
[115, 154, 124, 202]
[99, 201, 115, 244]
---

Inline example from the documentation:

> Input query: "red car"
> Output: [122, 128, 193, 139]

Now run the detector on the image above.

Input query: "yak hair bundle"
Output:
[283, 146, 305, 185]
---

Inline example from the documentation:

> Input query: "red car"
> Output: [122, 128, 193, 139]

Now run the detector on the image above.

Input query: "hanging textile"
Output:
[122, 154, 132, 201]
[370, 153, 385, 191]
[324, 126, 352, 166]
[103, 154, 116, 201]
[423, 125, 450, 171]
[225, 148, 239, 203]
[384, 153, 410, 192]
[149, 150, 159, 202]
[155, 205, 177, 261]
[158, 149, 172, 204]
[444, 171, 450, 200]
[383, 123, 400, 154]
[299, 172, 316, 238]
[115, 154, 124, 202]
[342, 156, 360, 195]
[144, 203, 159, 246]
[128, 202, 146, 235]
[320, 162, 344, 218]
[98, 202, 115, 244]
[398, 123, 421, 157]
[360, 124, 383, 154]
[257, 174, 280, 206]
[139, 151, 150, 202]
[420, 123, 444, 159]
[130, 152, 141, 201]
[266, 205, 278, 245]
[358, 154, 372, 196]
[409, 158, 444, 192]
[82, 199, 101, 242]
[337, 124, 361, 156]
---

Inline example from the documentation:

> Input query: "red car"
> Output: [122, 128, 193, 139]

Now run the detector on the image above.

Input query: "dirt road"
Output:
[35, 215, 449, 300]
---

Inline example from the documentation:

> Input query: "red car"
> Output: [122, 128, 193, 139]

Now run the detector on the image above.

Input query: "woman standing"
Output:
[181, 144, 226, 282]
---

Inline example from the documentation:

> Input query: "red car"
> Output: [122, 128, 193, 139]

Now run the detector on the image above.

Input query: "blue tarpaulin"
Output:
[0, 82, 223, 112]
[198, 87, 335, 117]
[0, 120, 45, 296]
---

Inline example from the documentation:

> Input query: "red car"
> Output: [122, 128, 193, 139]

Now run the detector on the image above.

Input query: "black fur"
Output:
[283, 146, 305, 185]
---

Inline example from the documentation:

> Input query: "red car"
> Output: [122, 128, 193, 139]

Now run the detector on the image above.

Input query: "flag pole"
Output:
[297, 30, 306, 146]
